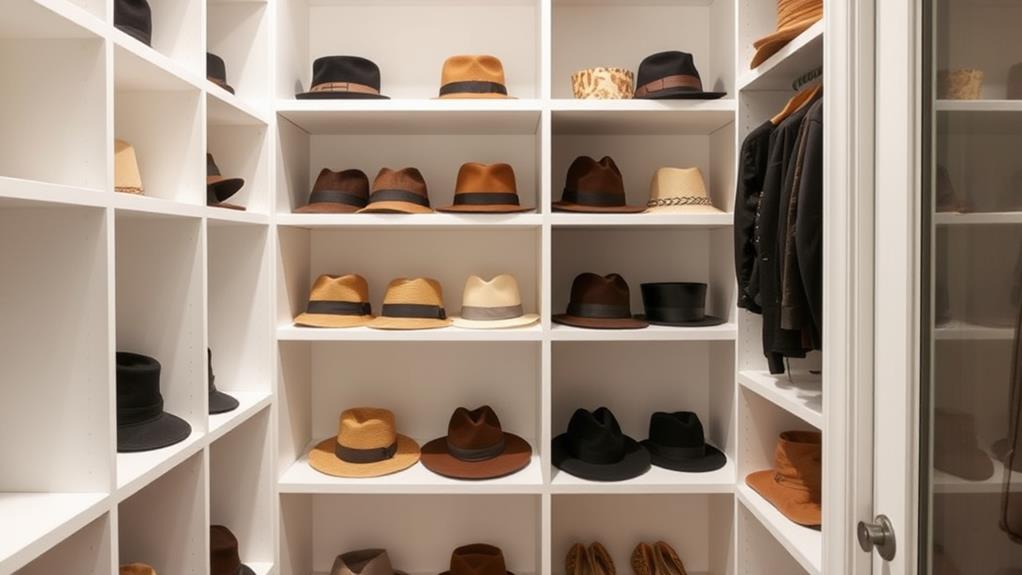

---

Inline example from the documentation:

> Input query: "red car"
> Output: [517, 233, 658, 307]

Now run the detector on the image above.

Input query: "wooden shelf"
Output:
[738, 370, 823, 429]
[737, 484, 822, 575]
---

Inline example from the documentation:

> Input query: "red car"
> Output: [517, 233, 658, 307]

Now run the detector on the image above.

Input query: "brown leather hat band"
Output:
[439, 80, 508, 96]
[634, 74, 703, 97]
[567, 302, 632, 319]
[381, 303, 447, 320]
[369, 189, 430, 207]
[447, 435, 506, 462]
[309, 189, 368, 207]
[453, 192, 520, 206]
[310, 81, 380, 95]
[306, 300, 371, 316]
[335, 440, 398, 463]
[561, 189, 626, 207]
[460, 304, 524, 321]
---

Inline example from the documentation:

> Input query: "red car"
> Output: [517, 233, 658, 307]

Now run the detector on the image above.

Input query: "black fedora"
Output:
[207, 53, 235, 94]
[117, 352, 192, 453]
[633, 51, 725, 100]
[638, 282, 725, 327]
[115, 0, 152, 46]
[296, 56, 389, 100]
[207, 154, 245, 210]
[641, 412, 727, 472]
[208, 349, 239, 415]
[552, 407, 651, 481]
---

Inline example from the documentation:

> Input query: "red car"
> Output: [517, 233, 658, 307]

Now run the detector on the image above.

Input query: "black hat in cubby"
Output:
[633, 51, 726, 100]
[640, 411, 727, 472]
[116, 352, 192, 453]
[208, 349, 240, 415]
[115, 0, 153, 47]
[296, 56, 390, 100]
[207, 53, 235, 95]
[552, 407, 651, 481]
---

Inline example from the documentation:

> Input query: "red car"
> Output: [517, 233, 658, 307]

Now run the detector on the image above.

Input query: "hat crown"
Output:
[455, 163, 518, 195]
[381, 277, 445, 307]
[461, 274, 523, 308]
[308, 274, 370, 304]
[773, 430, 822, 492]
[116, 352, 162, 411]
[373, 167, 429, 196]
[776, 0, 823, 30]
[448, 543, 508, 575]
[639, 282, 709, 323]
[207, 348, 217, 393]
[207, 154, 224, 178]
[206, 52, 228, 82]
[115, 139, 143, 192]
[114, 0, 152, 41]
[441, 55, 507, 86]
[566, 407, 627, 463]
[934, 408, 982, 450]
[568, 273, 632, 312]
[338, 408, 398, 449]
[447, 406, 505, 451]
[311, 56, 382, 91]
[210, 525, 243, 575]
[331, 548, 397, 575]
[120, 563, 158, 575]
[570, 67, 635, 99]
[648, 412, 706, 449]
[635, 51, 704, 90]
[566, 155, 624, 194]
[313, 168, 370, 196]
[649, 167, 710, 201]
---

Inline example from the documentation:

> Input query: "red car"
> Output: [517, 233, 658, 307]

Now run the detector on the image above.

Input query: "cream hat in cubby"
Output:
[294, 274, 374, 328]
[645, 167, 722, 214]
[452, 274, 539, 329]
[571, 67, 635, 99]
[367, 277, 453, 330]
[115, 139, 143, 195]
[309, 407, 421, 478]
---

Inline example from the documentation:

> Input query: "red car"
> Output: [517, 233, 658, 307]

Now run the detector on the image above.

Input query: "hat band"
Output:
[644, 306, 705, 323]
[447, 435, 506, 462]
[118, 398, 164, 426]
[439, 80, 508, 96]
[310, 81, 380, 95]
[306, 300, 372, 316]
[335, 439, 398, 463]
[453, 192, 521, 206]
[634, 74, 703, 97]
[460, 304, 524, 321]
[369, 189, 430, 207]
[649, 442, 706, 459]
[647, 196, 713, 208]
[567, 301, 632, 319]
[382, 303, 447, 320]
[309, 189, 368, 208]
[561, 189, 626, 207]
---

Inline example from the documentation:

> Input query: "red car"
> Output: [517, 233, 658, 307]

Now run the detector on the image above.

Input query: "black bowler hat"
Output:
[552, 407, 651, 481]
[208, 349, 239, 415]
[641, 412, 727, 473]
[115, 0, 152, 46]
[633, 51, 725, 100]
[207, 53, 235, 94]
[296, 56, 389, 100]
[117, 352, 191, 453]
[638, 282, 725, 327]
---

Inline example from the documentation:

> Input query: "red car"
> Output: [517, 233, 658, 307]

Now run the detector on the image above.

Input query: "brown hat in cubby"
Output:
[553, 273, 648, 329]
[296, 169, 370, 214]
[358, 168, 434, 214]
[211, 525, 256, 575]
[439, 163, 532, 213]
[440, 544, 514, 575]
[571, 67, 635, 100]
[120, 564, 157, 575]
[421, 406, 533, 479]
[438, 55, 513, 99]
[309, 407, 421, 478]
[745, 430, 822, 527]
[554, 156, 645, 213]
[331, 549, 408, 575]
[114, 0, 152, 46]
[645, 167, 722, 213]
[294, 274, 373, 328]
[207, 53, 235, 94]
[366, 277, 453, 330]
[207, 154, 246, 210]
[296, 56, 389, 100]
[750, 0, 823, 68]
[115, 139, 144, 195]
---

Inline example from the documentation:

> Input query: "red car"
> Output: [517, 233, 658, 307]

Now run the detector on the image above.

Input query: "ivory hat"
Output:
[115, 139, 143, 195]
[309, 407, 421, 478]
[367, 277, 453, 330]
[570, 67, 634, 99]
[645, 167, 722, 214]
[438, 55, 512, 99]
[294, 274, 373, 328]
[750, 0, 823, 68]
[452, 274, 539, 329]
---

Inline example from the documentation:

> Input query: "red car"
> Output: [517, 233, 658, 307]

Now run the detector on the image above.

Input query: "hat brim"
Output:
[308, 433, 421, 478]
[552, 314, 649, 329]
[357, 202, 434, 214]
[295, 92, 389, 100]
[436, 93, 515, 99]
[238, 564, 256, 575]
[117, 411, 192, 453]
[644, 204, 724, 214]
[209, 390, 240, 414]
[420, 432, 533, 480]
[209, 78, 235, 95]
[116, 25, 151, 46]
[294, 202, 363, 214]
[293, 312, 373, 328]
[437, 204, 535, 214]
[209, 178, 245, 202]
[745, 470, 821, 527]
[209, 202, 246, 211]
[934, 449, 996, 481]
[451, 313, 539, 329]
[633, 314, 727, 328]
[552, 433, 651, 481]
[635, 89, 727, 100]
[750, 17, 821, 68]
[640, 440, 727, 472]
[552, 202, 646, 214]
[366, 316, 453, 330]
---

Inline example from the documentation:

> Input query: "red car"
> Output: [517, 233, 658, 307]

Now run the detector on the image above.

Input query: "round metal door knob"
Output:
[857, 514, 897, 561]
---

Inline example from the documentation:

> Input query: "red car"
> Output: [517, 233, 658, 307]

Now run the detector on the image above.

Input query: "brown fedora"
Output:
[359, 168, 433, 214]
[438, 163, 532, 214]
[553, 156, 645, 213]
[750, 0, 823, 68]
[421, 406, 533, 480]
[553, 273, 648, 329]
[210, 525, 255, 575]
[367, 277, 453, 330]
[296, 169, 370, 214]
[331, 549, 408, 575]
[745, 430, 822, 527]
[438, 55, 512, 99]
[294, 274, 373, 328]
[309, 407, 421, 478]
[440, 544, 514, 575]
[120, 564, 157, 575]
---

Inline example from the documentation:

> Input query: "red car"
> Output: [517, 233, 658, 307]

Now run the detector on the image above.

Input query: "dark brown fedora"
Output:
[296, 169, 370, 213]
[210, 525, 255, 575]
[438, 163, 532, 213]
[440, 544, 514, 575]
[207, 53, 235, 94]
[421, 406, 532, 480]
[553, 273, 648, 329]
[553, 156, 644, 213]
[359, 168, 433, 214]
[207, 154, 245, 211]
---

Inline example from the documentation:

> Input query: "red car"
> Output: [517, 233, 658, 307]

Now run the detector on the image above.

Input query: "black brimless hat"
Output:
[207, 53, 235, 94]
[208, 349, 239, 415]
[633, 51, 726, 100]
[117, 352, 191, 453]
[115, 0, 152, 46]
[638, 282, 725, 327]
[641, 412, 727, 472]
[296, 56, 389, 100]
[552, 407, 651, 481]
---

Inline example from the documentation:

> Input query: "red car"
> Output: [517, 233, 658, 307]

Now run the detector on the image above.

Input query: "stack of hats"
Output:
[750, 0, 824, 68]
[572, 51, 725, 100]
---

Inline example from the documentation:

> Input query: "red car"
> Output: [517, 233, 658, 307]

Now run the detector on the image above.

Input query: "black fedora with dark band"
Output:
[641, 412, 727, 472]
[115, 0, 152, 46]
[552, 407, 651, 481]
[633, 51, 726, 100]
[296, 56, 389, 100]
[208, 349, 239, 415]
[117, 352, 192, 452]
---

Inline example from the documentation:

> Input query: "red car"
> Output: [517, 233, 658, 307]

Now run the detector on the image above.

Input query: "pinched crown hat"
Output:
[440, 544, 514, 575]
[359, 168, 433, 214]
[645, 167, 722, 213]
[554, 156, 644, 213]
[438, 55, 512, 99]
[641, 411, 727, 472]
[750, 0, 823, 68]
[367, 277, 452, 330]
[309, 407, 420, 478]
[210, 525, 255, 575]
[439, 163, 532, 214]
[553, 273, 648, 329]
[115, 139, 144, 195]
[421, 406, 533, 479]
[452, 274, 539, 329]
[296, 169, 370, 214]
[552, 407, 651, 481]
[294, 274, 373, 328]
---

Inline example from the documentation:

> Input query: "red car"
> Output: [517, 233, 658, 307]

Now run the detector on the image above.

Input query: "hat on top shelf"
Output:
[116, 352, 192, 453]
[750, 0, 823, 68]
[440, 544, 514, 575]
[438, 55, 513, 99]
[296, 168, 370, 213]
[570, 67, 635, 99]
[452, 274, 539, 329]
[367, 277, 452, 330]
[207, 349, 239, 415]
[438, 163, 533, 213]
[207, 154, 245, 210]
[421, 405, 533, 480]
[120, 564, 157, 575]
[641, 411, 727, 472]
[745, 430, 822, 527]
[330, 549, 408, 575]
[115, 0, 152, 46]
[115, 139, 144, 195]
[554, 156, 645, 213]
[553, 273, 648, 329]
[359, 167, 434, 214]
[553, 407, 651, 481]
[296, 56, 389, 100]
[645, 167, 722, 213]
[638, 282, 725, 327]
[309, 407, 421, 478]
[210, 525, 256, 575]
[207, 53, 235, 94]
[633, 51, 725, 99]
[294, 274, 374, 328]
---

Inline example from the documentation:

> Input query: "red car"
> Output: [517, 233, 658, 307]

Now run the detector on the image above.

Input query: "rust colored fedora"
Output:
[750, 0, 823, 68]
[439, 163, 532, 213]
[294, 274, 373, 328]
[309, 407, 421, 478]
[421, 406, 533, 480]
[359, 168, 433, 214]
[296, 169, 370, 213]
[367, 277, 453, 330]
[554, 156, 644, 213]
[296, 56, 389, 99]
[746, 430, 822, 527]
[438, 55, 513, 99]
[440, 544, 514, 575]
[211, 525, 255, 575]
[553, 273, 648, 329]
[207, 154, 245, 210]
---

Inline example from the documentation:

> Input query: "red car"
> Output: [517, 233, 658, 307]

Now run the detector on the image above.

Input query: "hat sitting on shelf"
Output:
[745, 430, 822, 527]
[439, 163, 532, 213]
[452, 274, 539, 330]
[421, 405, 533, 479]
[296, 56, 389, 100]
[116, 352, 191, 453]
[440, 544, 515, 575]
[359, 168, 433, 214]
[438, 55, 513, 99]
[207, 349, 239, 415]
[645, 167, 722, 213]
[210, 525, 256, 575]
[293, 274, 374, 328]
[207, 53, 235, 94]
[309, 407, 420, 478]
[553, 273, 648, 330]
[296, 169, 370, 214]
[120, 564, 157, 575]
[207, 154, 245, 211]
[366, 277, 452, 330]
[554, 156, 644, 213]
[115, 139, 144, 195]
[570, 67, 634, 99]
[330, 549, 408, 575]
[115, 0, 152, 46]
[750, 0, 823, 68]
[633, 51, 725, 99]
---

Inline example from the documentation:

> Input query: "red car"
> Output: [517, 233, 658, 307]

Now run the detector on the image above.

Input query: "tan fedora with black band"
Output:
[554, 156, 645, 213]
[359, 167, 433, 214]
[421, 406, 533, 480]
[452, 274, 539, 329]
[294, 274, 373, 328]
[439, 163, 532, 213]
[367, 277, 453, 330]
[438, 55, 513, 99]
[309, 407, 420, 478]
[750, 0, 823, 68]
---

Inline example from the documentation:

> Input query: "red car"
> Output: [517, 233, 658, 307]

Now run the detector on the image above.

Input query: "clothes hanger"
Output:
[771, 82, 822, 125]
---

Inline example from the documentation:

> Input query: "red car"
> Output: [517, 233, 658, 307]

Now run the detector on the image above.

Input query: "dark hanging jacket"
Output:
[734, 121, 776, 314]
[794, 99, 824, 348]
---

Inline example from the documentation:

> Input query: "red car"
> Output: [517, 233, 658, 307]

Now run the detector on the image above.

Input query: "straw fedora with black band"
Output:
[359, 168, 434, 214]
[296, 56, 389, 100]
[121, 564, 157, 575]
[208, 348, 239, 415]
[115, 139, 144, 195]
[553, 407, 651, 481]
[439, 163, 532, 213]
[634, 51, 725, 99]
[367, 277, 452, 330]
[117, 352, 192, 453]
[638, 282, 725, 327]
[553, 273, 648, 329]
[207, 154, 245, 210]
[554, 156, 645, 213]
[452, 274, 539, 329]
[115, 0, 152, 46]
[421, 406, 533, 480]
[296, 169, 370, 214]
[207, 53, 235, 94]
[438, 55, 513, 99]
[294, 274, 373, 328]
[750, 0, 823, 68]
[641, 411, 727, 472]
[645, 167, 723, 213]
[440, 544, 514, 575]
[331, 549, 408, 575]
[745, 430, 822, 527]
[570, 67, 635, 99]
[210, 525, 256, 575]
[309, 407, 420, 478]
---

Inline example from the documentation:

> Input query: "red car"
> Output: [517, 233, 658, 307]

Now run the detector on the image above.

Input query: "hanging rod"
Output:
[792, 66, 823, 91]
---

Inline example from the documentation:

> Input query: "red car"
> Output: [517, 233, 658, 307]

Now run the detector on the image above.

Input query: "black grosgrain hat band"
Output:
[648, 443, 707, 459]
[308, 189, 368, 208]
[335, 440, 398, 463]
[439, 81, 508, 96]
[453, 192, 521, 206]
[643, 306, 705, 322]
[119, 399, 164, 426]
[460, 304, 524, 321]
[561, 189, 626, 206]
[306, 301, 371, 316]
[567, 302, 632, 319]
[447, 436, 506, 462]
[382, 303, 447, 320]
[369, 189, 430, 206]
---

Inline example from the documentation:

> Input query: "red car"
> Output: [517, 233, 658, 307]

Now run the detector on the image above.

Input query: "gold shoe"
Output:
[653, 541, 687, 575]
[589, 542, 616, 575]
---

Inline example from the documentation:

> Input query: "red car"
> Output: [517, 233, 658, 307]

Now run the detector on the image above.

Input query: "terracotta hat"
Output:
[208, 348, 239, 415]
[452, 274, 539, 329]
[933, 408, 994, 481]
[359, 168, 433, 214]
[552, 407, 651, 481]
[117, 352, 192, 453]
[634, 51, 725, 99]
[645, 167, 722, 213]
[294, 274, 373, 328]
[309, 407, 421, 478]
[438, 55, 512, 99]
[120, 564, 157, 575]
[421, 406, 533, 479]
[638, 282, 725, 327]
[440, 544, 514, 575]
[207, 154, 245, 210]
[115, 139, 143, 195]
[553, 273, 648, 329]
[745, 430, 822, 527]
[554, 156, 645, 213]
[570, 67, 635, 99]
[750, 0, 823, 68]
[641, 411, 727, 472]
[439, 163, 532, 214]
[296, 56, 389, 100]
[367, 277, 453, 330]
[296, 169, 370, 214]
[331, 549, 408, 575]
[207, 52, 234, 94]
[211, 525, 255, 575]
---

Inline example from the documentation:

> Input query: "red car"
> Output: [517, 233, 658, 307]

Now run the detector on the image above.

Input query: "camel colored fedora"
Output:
[553, 273, 648, 329]
[571, 67, 634, 99]
[309, 408, 420, 478]
[211, 525, 255, 575]
[117, 352, 192, 453]
[207, 154, 245, 210]
[750, 0, 823, 68]
[207, 53, 235, 94]
[294, 274, 373, 328]
[367, 277, 453, 330]
[553, 407, 651, 481]
[439, 163, 532, 213]
[120, 564, 157, 575]
[438, 55, 512, 99]
[641, 411, 727, 472]
[115, 139, 143, 195]
[208, 348, 239, 415]
[359, 168, 433, 214]
[296, 56, 389, 99]
[440, 544, 514, 575]
[331, 549, 407, 575]
[421, 406, 533, 480]
[554, 156, 644, 213]
[746, 430, 822, 527]
[645, 167, 723, 213]
[297, 169, 370, 214]
[452, 274, 539, 329]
